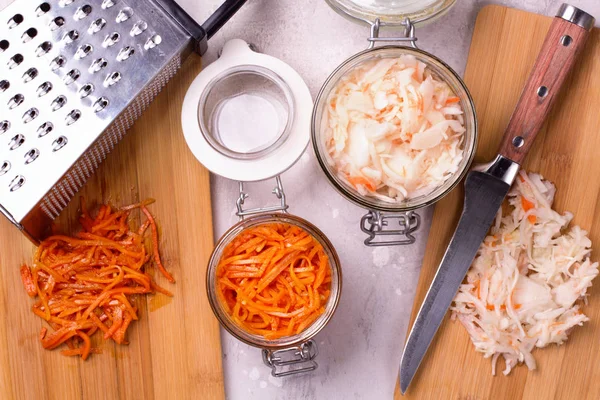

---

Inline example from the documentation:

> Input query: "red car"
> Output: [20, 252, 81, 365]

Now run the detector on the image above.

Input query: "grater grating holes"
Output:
[24, 148, 40, 165]
[63, 68, 80, 85]
[36, 81, 52, 97]
[0, 161, 10, 176]
[35, 41, 52, 56]
[8, 53, 24, 69]
[49, 17, 65, 31]
[37, 122, 53, 137]
[8, 134, 25, 150]
[93, 97, 108, 112]
[51, 95, 67, 111]
[7, 14, 24, 29]
[22, 107, 39, 123]
[104, 71, 120, 86]
[116, 8, 133, 23]
[0, 39, 8, 52]
[36, 3, 51, 17]
[103, 32, 119, 47]
[145, 34, 162, 50]
[8, 93, 24, 109]
[130, 21, 147, 37]
[59, 0, 75, 7]
[74, 5, 92, 21]
[52, 136, 67, 151]
[0, 79, 8, 92]
[116, 46, 133, 61]
[101, 0, 116, 9]
[22, 67, 38, 83]
[79, 83, 93, 98]
[62, 29, 79, 43]
[75, 43, 92, 59]
[88, 18, 106, 35]
[89, 57, 107, 73]
[50, 55, 66, 70]
[65, 109, 81, 125]
[9, 175, 25, 192]
[21, 28, 37, 43]
[0, 121, 9, 134]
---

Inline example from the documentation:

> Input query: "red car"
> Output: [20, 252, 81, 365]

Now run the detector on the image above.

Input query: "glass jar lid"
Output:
[182, 39, 313, 182]
[326, 0, 456, 26]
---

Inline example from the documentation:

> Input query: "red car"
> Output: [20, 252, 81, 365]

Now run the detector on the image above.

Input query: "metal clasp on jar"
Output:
[262, 339, 318, 377]
[236, 176, 289, 219]
[361, 210, 420, 246]
[368, 17, 418, 49]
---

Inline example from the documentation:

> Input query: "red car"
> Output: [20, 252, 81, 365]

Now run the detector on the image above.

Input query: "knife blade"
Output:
[400, 3, 594, 394]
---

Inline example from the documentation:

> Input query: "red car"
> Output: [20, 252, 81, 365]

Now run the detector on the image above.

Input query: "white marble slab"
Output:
[177, 1, 600, 398]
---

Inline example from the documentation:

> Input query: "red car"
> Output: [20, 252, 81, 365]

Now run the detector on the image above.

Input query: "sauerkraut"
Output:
[323, 55, 466, 203]
[452, 171, 598, 375]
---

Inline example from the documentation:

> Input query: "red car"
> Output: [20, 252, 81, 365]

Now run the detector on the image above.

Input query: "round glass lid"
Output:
[182, 39, 313, 182]
[199, 65, 295, 160]
[325, 0, 456, 26]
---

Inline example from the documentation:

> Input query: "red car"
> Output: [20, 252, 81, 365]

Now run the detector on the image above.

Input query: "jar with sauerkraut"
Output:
[312, 11, 477, 246]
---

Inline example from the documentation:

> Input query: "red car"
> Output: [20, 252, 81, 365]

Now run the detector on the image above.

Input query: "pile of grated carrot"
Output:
[19, 197, 174, 360]
[216, 223, 332, 340]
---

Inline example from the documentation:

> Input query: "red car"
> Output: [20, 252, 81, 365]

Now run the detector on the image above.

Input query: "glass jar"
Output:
[182, 39, 343, 377]
[207, 212, 342, 376]
[311, 16, 477, 246]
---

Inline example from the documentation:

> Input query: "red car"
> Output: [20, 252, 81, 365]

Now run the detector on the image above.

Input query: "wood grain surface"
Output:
[0, 1, 224, 399]
[396, 5, 600, 400]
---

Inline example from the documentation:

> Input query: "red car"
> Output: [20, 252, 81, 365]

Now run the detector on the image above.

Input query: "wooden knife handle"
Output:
[498, 9, 594, 164]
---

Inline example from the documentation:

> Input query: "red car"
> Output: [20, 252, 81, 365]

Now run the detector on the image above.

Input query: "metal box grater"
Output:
[0, 0, 245, 243]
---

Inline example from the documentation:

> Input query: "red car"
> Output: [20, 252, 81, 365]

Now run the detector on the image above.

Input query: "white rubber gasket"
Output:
[182, 39, 313, 182]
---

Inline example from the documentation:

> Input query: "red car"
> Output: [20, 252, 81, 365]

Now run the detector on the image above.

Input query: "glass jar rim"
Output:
[206, 213, 342, 349]
[325, 0, 457, 27]
[311, 45, 478, 213]
[197, 65, 296, 161]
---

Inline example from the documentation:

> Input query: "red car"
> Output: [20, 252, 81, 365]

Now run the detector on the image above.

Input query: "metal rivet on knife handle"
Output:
[497, 5, 594, 165]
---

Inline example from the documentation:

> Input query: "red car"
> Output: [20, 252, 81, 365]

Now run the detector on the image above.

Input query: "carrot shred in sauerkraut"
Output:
[216, 223, 332, 340]
[19, 197, 174, 360]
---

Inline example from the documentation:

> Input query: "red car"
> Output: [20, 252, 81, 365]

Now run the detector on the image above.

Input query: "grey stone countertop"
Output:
[178, 1, 600, 399]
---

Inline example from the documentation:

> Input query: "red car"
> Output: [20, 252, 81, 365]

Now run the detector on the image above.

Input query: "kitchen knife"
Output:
[399, 3, 595, 394]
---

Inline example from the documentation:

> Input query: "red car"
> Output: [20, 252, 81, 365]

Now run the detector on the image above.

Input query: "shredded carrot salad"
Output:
[19, 197, 174, 360]
[216, 223, 332, 340]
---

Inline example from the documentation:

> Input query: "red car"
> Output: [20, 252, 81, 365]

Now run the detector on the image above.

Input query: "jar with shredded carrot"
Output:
[207, 214, 341, 348]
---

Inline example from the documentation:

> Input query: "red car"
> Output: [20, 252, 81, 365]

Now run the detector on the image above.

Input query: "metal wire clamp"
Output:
[361, 210, 420, 246]
[368, 17, 418, 49]
[236, 176, 289, 219]
[262, 340, 319, 377]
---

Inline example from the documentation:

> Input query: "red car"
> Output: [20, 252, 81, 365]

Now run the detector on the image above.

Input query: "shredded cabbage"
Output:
[452, 171, 598, 375]
[322, 55, 466, 203]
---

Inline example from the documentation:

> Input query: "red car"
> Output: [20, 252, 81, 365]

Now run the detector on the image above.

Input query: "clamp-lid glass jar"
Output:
[182, 39, 343, 377]
[312, 10, 477, 246]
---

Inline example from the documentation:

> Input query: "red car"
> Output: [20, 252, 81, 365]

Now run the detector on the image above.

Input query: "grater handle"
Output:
[203, 0, 248, 40]
[154, 0, 247, 55]
[154, 0, 207, 54]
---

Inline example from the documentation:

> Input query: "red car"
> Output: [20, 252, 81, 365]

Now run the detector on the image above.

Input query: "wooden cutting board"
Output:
[396, 5, 600, 400]
[0, 1, 224, 398]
